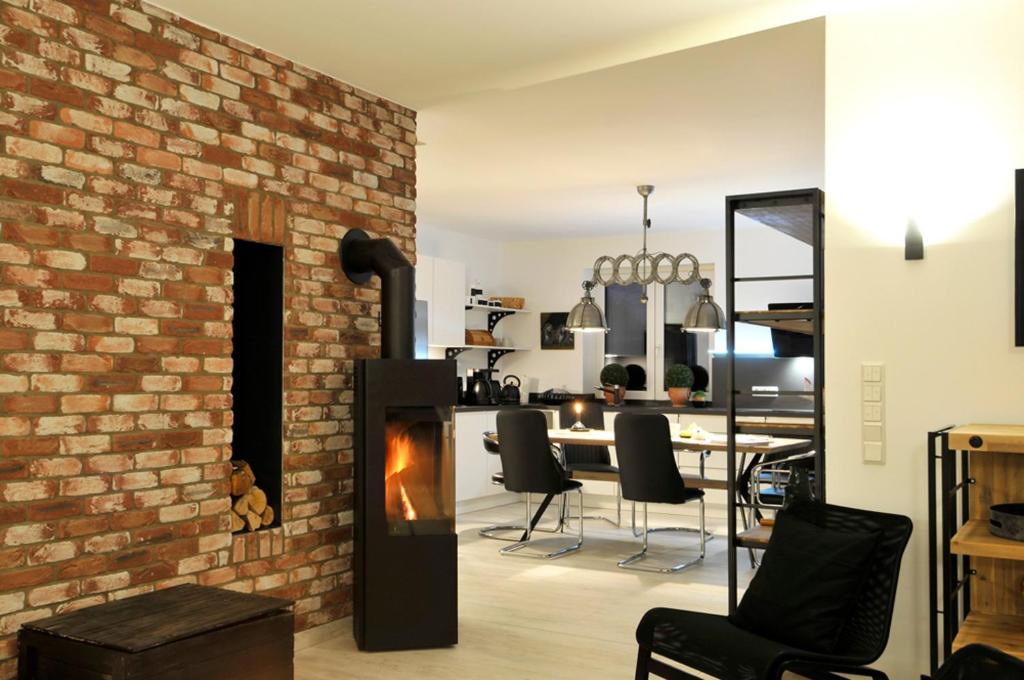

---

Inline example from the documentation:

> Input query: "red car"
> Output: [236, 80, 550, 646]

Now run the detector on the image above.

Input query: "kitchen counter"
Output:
[454, 404, 548, 412]
[455, 401, 813, 418]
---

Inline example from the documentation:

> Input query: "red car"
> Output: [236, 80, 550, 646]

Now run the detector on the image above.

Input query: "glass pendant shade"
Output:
[567, 281, 608, 333]
[682, 279, 725, 333]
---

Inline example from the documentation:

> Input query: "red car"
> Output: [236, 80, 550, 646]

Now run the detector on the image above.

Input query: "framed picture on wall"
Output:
[540, 312, 574, 350]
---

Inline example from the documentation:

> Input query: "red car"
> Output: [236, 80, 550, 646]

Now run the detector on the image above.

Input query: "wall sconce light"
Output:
[905, 219, 924, 260]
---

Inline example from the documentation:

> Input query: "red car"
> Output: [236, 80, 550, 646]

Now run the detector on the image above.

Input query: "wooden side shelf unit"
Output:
[929, 423, 1024, 674]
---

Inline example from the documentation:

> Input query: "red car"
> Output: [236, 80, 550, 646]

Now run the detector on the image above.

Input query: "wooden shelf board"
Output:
[736, 525, 772, 549]
[429, 345, 529, 351]
[740, 318, 813, 334]
[465, 304, 531, 313]
[951, 520, 1024, 560]
[948, 424, 1024, 454]
[736, 204, 815, 245]
[736, 309, 815, 335]
[953, 611, 1024, 660]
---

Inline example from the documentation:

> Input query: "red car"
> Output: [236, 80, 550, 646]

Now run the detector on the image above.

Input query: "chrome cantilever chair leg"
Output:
[500, 489, 583, 559]
[618, 499, 707, 573]
[479, 492, 565, 541]
[563, 482, 624, 529]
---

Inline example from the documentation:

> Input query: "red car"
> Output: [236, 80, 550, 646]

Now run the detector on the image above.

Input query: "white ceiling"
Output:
[154, 0, 828, 108]
[418, 19, 825, 240]
[153, 2, 826, 241]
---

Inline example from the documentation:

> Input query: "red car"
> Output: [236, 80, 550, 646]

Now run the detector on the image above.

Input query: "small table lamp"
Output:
[569, 401, 590, 432]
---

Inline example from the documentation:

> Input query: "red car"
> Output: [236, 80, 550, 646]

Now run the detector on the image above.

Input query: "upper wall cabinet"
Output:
[415, 254, 465, 348]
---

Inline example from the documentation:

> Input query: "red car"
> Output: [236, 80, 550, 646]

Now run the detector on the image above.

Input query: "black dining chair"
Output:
[614, 413, 707, 573]
[633, 500, 913, 680]
[558, 401, 623, 526]
[478, 431, 565, 541]
[495, 410, 583, 559]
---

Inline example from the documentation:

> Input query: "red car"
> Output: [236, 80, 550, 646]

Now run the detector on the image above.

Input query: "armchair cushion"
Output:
[730, 504, 880, 654]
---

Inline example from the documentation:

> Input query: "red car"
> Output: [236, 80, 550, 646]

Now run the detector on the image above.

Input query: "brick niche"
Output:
[0, 0, 416, 676]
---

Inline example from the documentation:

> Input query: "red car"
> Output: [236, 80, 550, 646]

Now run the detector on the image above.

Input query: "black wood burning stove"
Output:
[342, 230, 458, 651]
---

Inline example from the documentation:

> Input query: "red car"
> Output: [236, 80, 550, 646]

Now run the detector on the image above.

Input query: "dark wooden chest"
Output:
[18, 584, 293, 680]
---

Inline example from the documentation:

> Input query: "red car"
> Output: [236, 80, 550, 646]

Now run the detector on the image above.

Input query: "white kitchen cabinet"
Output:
[414, 253, 435, 308]
[415, 254, 466, 348]
[454, 411, 507, 503]
[432, 257, 466, 347]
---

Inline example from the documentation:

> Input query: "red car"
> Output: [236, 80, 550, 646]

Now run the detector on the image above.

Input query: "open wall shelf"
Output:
[735, 309, 815, 335]
[725, 188, 825, 615]
[465, 304, 532, 313]
[231, 239, 283, 531]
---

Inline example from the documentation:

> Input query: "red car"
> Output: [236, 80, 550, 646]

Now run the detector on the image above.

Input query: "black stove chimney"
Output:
[340, 229, 414, 359]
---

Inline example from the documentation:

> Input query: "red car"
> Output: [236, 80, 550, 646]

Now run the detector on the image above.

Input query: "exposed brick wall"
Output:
[0, 0, 416, 675]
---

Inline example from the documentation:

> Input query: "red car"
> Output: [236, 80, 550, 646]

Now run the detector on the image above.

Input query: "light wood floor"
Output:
[296, 502, 754, 679]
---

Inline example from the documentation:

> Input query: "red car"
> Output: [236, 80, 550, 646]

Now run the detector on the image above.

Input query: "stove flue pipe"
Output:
[340, 229, 415, 360]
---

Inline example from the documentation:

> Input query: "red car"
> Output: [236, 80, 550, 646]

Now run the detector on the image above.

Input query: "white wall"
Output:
[825, 1, 1024, 676]
[416, 223, 508, 294]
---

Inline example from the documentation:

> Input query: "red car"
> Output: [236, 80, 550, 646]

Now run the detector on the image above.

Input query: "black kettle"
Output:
[500, 375, 522, 405]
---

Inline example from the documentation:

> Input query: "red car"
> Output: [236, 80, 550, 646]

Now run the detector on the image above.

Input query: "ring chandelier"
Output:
[567, 185, 725, 334]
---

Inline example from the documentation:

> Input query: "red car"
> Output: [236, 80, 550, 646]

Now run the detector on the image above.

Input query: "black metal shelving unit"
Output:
[725, 188, 825, 613]
[927, 426, 967, 677]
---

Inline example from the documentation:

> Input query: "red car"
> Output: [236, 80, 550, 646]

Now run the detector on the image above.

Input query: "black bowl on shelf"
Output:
[990, 503, 1024, 542]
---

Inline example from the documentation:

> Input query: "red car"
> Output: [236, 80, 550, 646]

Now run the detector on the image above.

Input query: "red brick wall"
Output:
[0, 0, 416, 674]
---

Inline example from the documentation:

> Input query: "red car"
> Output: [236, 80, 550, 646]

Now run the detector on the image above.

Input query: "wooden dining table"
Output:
[484, 428, 810, 486]
[484, 428, 812, 536]
[538, 428, 810, 455]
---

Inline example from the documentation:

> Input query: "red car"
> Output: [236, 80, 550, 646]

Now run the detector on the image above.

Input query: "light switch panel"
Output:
[862, 383, 883, 402]
[862, 423, 883, 443]
[863, 441, 884, 463]
[861, 362, 885, 464]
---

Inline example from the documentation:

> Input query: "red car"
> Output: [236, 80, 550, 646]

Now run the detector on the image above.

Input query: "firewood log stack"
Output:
[229, 461, 274, 532]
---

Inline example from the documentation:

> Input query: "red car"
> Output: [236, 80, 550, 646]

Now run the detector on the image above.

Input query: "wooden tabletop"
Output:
[487, 429, 810, 455]
[948, 424, 1024, 454]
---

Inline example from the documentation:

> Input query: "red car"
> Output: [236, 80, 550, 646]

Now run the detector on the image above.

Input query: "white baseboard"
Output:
[294, 618, 347, 651]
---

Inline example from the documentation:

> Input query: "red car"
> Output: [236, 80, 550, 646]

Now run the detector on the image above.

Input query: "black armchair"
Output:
[634, 501, 913, 680]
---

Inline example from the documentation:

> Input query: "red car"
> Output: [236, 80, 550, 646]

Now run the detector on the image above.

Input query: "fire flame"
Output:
[398, 482, 417, 520]
[386, 428, 418, 521]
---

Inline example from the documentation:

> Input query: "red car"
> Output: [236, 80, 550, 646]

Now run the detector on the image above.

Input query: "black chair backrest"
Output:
[613, 413, 690, 504]
[558, 401, 611, 467]
[784, 501, 913, 662]
[496, 410, 567, 495]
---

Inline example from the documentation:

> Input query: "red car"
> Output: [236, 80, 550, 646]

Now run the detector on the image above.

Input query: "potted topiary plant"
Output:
[665, 364, 695, 406]
[599, 363, 629, 406]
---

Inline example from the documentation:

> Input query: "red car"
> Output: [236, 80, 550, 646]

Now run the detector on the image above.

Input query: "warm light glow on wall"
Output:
[829, 94, 1010, 246]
